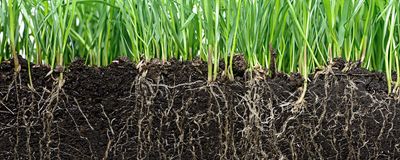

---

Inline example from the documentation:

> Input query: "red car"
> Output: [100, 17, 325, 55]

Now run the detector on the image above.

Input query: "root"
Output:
[73, 98, 94, 130]
[0, 100, 15, 115]
[38, 78, 64, 159]
[100, 104, 115, 159]
[293, 81, 307, 113]
[64, 101, 94, 158]
[11, 72, 21, 159]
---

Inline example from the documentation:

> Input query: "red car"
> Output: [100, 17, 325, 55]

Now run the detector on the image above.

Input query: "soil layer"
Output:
[1, 57, 399, 159]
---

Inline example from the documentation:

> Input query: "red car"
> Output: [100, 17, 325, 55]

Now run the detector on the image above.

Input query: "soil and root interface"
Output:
[0, 57, 399, 159]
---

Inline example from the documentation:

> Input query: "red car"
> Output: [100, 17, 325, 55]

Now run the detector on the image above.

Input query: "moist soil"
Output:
[0, 56, 399, 159]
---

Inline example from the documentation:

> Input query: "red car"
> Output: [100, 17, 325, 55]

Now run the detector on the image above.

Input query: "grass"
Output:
[1, 0, 400, 93]
[5, 0, 20, 75]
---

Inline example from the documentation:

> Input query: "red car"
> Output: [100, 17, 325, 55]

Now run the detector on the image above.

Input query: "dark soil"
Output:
[1, 56, 399, 159]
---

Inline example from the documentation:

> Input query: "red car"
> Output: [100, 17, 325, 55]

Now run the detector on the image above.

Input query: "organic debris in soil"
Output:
[0, 57, 399, 159]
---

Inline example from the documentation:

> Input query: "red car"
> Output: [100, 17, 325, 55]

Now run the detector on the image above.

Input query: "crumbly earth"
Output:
[0, 56, 399, 159]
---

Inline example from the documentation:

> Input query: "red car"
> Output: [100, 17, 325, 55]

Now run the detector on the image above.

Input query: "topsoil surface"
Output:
[0, 56, 399, 159]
